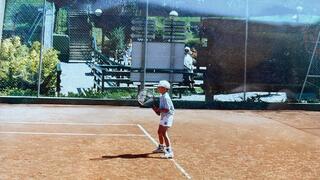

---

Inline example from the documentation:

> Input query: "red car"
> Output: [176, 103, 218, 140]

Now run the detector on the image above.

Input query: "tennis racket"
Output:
[137, 88, 159, 108]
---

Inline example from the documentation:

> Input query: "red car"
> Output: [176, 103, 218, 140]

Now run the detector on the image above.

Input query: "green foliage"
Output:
[150, 17, 165, 41]
[0, 88, 37, 96]
[55, 8, 68, 34]
[63, 88, 137, 99]
[4, 0, 43, 29]
[0, 36, 59, 95]
[186, 38, 201, 48]
[104, 27, 126, 58]
[150, 16, 201, 43]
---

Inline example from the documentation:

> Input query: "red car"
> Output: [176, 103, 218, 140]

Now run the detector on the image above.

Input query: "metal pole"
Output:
[243, 0, 249, 101]
[168, 10, 178, 97]
[37, 0, 46, 97]
[299, 30, 320, 101]
[169, 18, 174, 97]
[141, 0, 149, 89]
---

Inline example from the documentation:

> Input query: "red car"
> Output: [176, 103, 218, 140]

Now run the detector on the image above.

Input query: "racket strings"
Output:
[138, 89, 156, 106]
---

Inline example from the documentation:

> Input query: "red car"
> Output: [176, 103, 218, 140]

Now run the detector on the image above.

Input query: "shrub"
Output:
[0, 87, 37, 96]
[0, 36, 59, 95]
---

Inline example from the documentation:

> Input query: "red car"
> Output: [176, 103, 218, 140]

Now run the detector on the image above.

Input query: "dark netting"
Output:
[3, 0, 44, 44]
[1, 0, 59, 97]
[2, 0, 320, 103]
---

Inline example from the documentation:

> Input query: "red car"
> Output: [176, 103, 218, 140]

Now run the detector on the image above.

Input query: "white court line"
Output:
[0, 131, 146, 137]
[137, 124, 192, 180]
[0, 122, 136, 126]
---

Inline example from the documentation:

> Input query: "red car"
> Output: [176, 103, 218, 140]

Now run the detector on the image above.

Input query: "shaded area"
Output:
[60, 62, 94, 94]
[90, 152, 162, 160]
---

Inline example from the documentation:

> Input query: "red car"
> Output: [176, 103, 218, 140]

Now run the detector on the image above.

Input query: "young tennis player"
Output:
[152, 80, 175, 158]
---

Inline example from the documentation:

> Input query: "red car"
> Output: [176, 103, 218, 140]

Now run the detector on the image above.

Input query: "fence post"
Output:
[56, 62, 62, 97]
[101, 70, 105, 92]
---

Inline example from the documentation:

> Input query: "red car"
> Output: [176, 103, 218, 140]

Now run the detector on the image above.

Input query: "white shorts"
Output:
[159, 116, 173, 127]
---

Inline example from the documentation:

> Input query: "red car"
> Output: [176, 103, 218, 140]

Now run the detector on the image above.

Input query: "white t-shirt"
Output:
[159, 92, 175, 127]
[184, 54, 194, 73]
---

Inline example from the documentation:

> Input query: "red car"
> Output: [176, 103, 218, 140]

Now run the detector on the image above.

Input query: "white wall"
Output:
[131, 42, 185, 82]
[0, 0, 6, 42]
[43, 2, 55, 49]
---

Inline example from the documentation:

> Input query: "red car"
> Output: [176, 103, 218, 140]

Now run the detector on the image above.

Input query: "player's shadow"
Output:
[90, 152, 162, 160]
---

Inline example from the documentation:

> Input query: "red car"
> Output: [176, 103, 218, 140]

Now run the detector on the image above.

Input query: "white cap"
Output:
[184, 46, 191, 51]
[157, 80, 171, 89]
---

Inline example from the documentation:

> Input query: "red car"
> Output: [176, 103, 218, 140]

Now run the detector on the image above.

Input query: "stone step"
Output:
[68, 60, 92, 63]
[68, 23, 88, 27]
[69, 46, 91, 49]
[68, 16, 87, 19]
[69, 51, 91, 54]
[69, 50, 91, 53]
[69, 53, 91, 57]
[69, 37, 91, 40]
[69, 41, 91, 44]
[68, 12, 87, 16]
[69, 45, 91, 48]
[69, 34, 90, 37]
[69, 32, 90, 36]
[69, 38, 91, 41]
[70, 44, 91, 47]
[68, 22, 90, 26]
[69, 27, 91, 31]
[69, 12, 87, 14]
[69, 57, 91, 60]
[69, 51, 91, 53]
[69, 34, 91, 37]
[69, 56, 91, 60]
[70, 41, 91, 46]
[69, 59, 92, 62]
[70, 48, 91, 51]
[68, 21, 88, 24]
[69, 10, 87, 13]
[69, 47, 91, 50]
[68, 31, 91, 34]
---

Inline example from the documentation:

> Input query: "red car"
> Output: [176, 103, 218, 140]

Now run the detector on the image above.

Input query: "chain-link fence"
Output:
[1, 0, 320, 103]
[1, 0, 59, 97]
[3, 0, 44, 44]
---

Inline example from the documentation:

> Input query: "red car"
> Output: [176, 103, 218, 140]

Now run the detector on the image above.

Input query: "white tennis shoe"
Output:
[164, 148, 174, 159]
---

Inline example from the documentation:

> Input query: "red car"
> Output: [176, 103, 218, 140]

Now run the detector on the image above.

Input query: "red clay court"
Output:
[0, 104, 320, 179]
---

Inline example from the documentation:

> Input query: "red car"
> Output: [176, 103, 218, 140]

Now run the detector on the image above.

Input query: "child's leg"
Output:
[162, 126, 171, 148]
[157, 125, 164, 145]
[153, 125, 165, 153]
[162, 126, 174, 158]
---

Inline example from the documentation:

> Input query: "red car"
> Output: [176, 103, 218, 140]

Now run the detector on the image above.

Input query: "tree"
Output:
[103, 27, 126, 59]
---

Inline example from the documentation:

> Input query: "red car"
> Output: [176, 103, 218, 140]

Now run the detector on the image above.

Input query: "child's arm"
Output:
[152, 105, 169, 115]
[158, 108, 169, 113]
